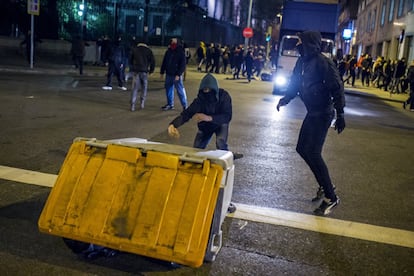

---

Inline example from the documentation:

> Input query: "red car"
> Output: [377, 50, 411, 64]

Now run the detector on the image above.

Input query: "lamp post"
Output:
[144, 0, 149, 43]
[244, 0, 253, 54]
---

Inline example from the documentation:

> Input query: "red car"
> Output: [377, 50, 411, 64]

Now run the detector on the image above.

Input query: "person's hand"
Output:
[168, 124, 180, 138]
[193, 113, 212, 122]
[160, 73, 164, 79]
[175, 75, 180, 81]
[276, 97, 289, 111]
[334, 114, 345, 134]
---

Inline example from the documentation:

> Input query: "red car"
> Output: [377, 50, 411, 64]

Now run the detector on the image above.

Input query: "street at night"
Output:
[0, 64, 413, 275]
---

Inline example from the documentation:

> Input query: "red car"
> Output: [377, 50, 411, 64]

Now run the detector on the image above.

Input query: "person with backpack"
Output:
[102, 35, 127, 91]
[276, 31, 345, 216]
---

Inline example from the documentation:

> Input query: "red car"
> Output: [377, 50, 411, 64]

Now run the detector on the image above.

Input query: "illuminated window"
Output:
[381, 0, 387, 26]
[388, 0, 395, 22]
[397, 0, 404, 17]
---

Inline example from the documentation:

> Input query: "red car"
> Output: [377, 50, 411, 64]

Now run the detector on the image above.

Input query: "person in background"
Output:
[232, 46, 243, 80]
[160, 38, 188, 111]
[70, 34, 89, 75]
[102, 35, 127, 91]
[276, 31, 345, 216]
[244, 49, 254, 83]
[403, 59, 414, 111]
[196, 41, 206, 72]
[129, 40, 155, 111]
[361, 54, 372, 86]
[20, 30, 42, 64]
[221, 45, 230, 74]
[344, 54, 357, 87]
[167, 73, 243, 160]
[183, 40, 191, 81]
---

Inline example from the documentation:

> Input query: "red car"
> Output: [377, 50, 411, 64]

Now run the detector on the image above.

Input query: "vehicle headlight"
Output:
[273, 75, 288, 86]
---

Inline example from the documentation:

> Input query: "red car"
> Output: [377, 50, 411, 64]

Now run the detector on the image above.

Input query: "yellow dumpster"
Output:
[38, 137, 235, 267]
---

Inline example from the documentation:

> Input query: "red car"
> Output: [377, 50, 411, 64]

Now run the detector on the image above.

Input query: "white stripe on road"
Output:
[229, 203, 414, 249]
[0, 165, 57, 187]
[1, 165, 413, 249]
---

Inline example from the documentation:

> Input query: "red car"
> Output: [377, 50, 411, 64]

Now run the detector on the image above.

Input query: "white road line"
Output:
[1, 165, 413, 249]
[229, 203, 414, 249]
[0, 165, 56, 187]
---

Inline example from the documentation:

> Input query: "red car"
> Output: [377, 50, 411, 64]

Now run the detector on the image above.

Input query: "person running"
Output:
[276, 31, 345, 216]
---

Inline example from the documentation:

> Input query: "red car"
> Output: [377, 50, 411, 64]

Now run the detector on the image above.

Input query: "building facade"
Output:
[338, 0, 414, 62]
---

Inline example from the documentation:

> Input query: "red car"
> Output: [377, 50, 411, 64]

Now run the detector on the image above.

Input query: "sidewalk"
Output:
[343, 81, 407, 103]
[0, 53, 407, 104]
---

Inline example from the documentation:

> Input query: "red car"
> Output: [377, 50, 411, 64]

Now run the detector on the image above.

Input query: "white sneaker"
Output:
[118, 86, 127, 91]
[102, 86, 112, 90]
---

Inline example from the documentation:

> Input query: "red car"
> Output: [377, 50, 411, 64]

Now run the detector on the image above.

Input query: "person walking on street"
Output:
[102, 36, 127, 91]
[276, 31, 346, 216]
[361, 54, 372, 86]
[196, 41, 207, 72]
[129, 41, 155, 111]
[70, 34, 89, 75]
[232, 46, 243, 79]
[392, 58, 407, 94]
[344, 54, 356, 87]
[244, 49, 254, 83]
[403, 59, 414, 111]
[160, 38, 188, 111]
[20, 30, 42, 64]
[167, 73, 243, 160]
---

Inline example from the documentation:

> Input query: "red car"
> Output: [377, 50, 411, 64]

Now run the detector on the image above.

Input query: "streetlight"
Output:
[78, 0, 85, 37]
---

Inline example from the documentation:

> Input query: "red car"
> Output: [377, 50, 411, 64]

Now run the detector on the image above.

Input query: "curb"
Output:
[344, 89, 405, 103]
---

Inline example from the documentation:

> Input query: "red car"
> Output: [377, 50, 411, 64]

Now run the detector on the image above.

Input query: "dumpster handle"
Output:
[179, 153, 207, 164]
[84, 141, 109, 149]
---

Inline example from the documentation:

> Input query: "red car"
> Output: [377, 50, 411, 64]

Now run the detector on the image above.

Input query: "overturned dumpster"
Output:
[38, 137, 235, 268]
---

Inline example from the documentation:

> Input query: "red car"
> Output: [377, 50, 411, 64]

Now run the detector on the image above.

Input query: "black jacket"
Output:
[160, 45, 186, 76]
[170, 74, 232, 133]
[284, 31, 345, 114]
[129, 43, 155, 73]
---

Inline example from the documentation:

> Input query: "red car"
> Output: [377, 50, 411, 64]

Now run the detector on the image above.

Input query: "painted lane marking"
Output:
[1, 165, 413, 249]
[228, 203, 414, 249]
[0, 165, 57, 187]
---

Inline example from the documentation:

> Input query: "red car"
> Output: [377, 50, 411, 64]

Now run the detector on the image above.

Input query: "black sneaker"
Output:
[233, 152, 244, 160]
[312, 187, 325, 202]
[311, 185, 336, 202]
[162, 104, 174, 111]
[314, 198, 340, 216]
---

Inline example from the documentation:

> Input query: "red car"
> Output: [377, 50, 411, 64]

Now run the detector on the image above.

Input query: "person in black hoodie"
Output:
[102, 36, 127, 91]
[167, 73, 243, 159]
[277, 31, 345, 216]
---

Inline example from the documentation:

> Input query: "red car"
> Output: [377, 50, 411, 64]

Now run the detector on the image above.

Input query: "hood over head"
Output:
[198, 73, 219, 102]
[297, 31, 322, 58]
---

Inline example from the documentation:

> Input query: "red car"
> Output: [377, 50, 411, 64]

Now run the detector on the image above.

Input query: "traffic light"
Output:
[265, 33, 271, 42]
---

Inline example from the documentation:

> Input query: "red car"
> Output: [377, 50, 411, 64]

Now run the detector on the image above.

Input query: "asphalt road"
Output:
[0, 68, 413, 275]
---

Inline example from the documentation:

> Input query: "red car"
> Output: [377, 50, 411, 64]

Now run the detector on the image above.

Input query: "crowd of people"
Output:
[336, 53, 410, 92]
[195, 42, 267, 82]
[335, 53, 414, 111]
